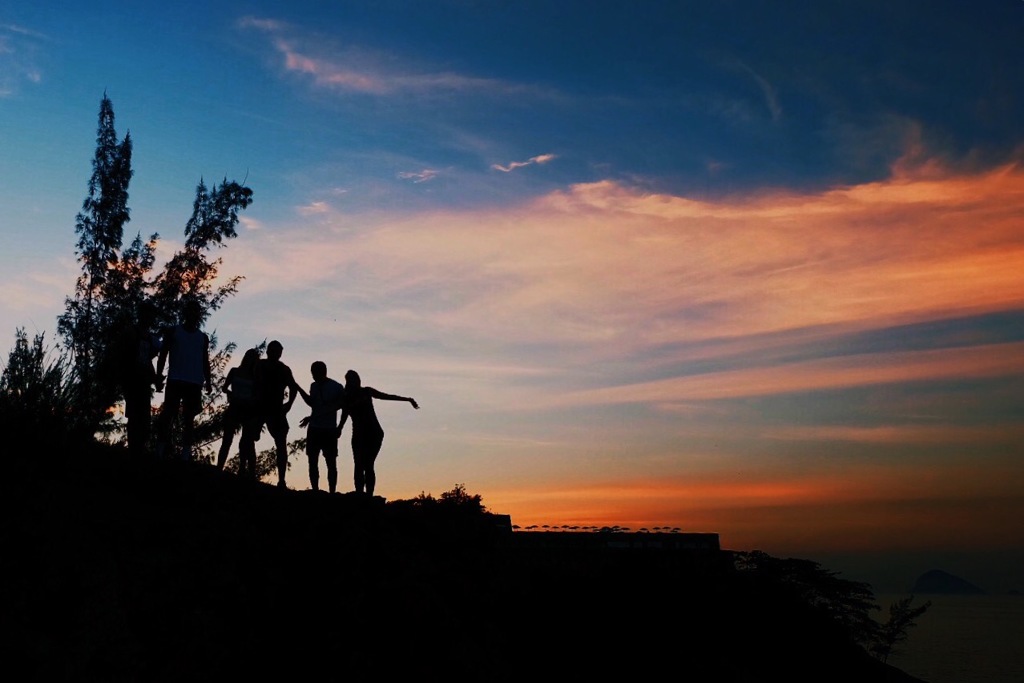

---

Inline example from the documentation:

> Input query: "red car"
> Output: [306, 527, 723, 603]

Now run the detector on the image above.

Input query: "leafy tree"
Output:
[44, 94, 254, 453]
[0, 330, 83, 448]
[397, 484, 488, 512]
[146, 176, 252, 461]
[733, 551, 880, 647]
[439, 483, 486, 512]
[57, 93, 134, 435]
[732, 551, 932, 661]
[870, 594, 932, 663]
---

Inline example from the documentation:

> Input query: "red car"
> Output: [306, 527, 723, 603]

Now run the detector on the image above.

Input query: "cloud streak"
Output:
[217, 155, 1024, 427]
[0, 22, 46, 95]
[491, 153, 557, 173]
[238, 16, 551, 99]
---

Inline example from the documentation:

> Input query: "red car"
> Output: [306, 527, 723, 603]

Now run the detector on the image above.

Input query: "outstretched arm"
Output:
[368, 388, 419, 409]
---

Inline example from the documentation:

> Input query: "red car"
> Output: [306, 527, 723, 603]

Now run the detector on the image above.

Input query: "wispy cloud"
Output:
[491, 153, 557, 173]
[543, 342, 1024, 407]
[296, 201, 332, 216]
[737, 61, 782, 122]
[238, 16, 550, 98]
[222, 155, 1024, 413]
[397, 169, 439, 183]
[761, 424, 1024, 445]
[0, 23, 46, 96]
[0, 23, 48, 40]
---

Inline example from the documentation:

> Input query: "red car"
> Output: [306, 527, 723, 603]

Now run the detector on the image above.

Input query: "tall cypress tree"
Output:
[57, 93, 134, 437]
[52, 94, 255, 455]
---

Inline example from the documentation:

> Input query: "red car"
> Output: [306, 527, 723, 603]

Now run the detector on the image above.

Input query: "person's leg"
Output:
[237, 417, 252, 477]
[352, 446, 364, 494]
[326, 455, 338, 493]
[238, 434, 254, 479]
[217, 415, 237, 470]
[155, 382, 183, 459]
[239, 417, 262, 480]
[270, 415, 289, 488]
[305, 431, 320, 491]
[180, 383, 202, 462]
[324, 435, 339, 494]
[135, 386, 152, 459]
[364, 437, 383, 496]
[125, 382, 150, 458]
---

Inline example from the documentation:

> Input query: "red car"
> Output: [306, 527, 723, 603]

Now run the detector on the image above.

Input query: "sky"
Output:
[2, 1, 1023, 592]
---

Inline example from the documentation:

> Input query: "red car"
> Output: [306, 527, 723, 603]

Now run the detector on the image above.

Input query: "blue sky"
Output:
[3, 2, 1024, 591]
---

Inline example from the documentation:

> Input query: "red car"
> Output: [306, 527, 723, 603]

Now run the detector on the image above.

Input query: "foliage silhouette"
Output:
[0, 329, 81, 448]
[871, 594, 932, 663]
[13, 93, 257, 457]
[732, 550, 931, 662]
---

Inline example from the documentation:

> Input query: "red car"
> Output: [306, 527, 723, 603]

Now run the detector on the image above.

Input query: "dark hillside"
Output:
[3, 444, 923, 682]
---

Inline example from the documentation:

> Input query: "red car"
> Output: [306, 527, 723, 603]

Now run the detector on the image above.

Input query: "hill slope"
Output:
[3, 444, 923, 682]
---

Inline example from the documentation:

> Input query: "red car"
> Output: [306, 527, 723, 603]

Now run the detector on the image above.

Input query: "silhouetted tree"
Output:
[46, 94, 254, 453]
[56, 93, 134, 439]
[0, 329, 81, 449]
[439, 482, 486, 512]
[147, 177, 252, 460]
[870, 594, 931, 663]
[731, 550, 931, 659]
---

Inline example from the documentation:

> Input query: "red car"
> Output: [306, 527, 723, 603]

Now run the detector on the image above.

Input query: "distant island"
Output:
[911, 568, 986, 595]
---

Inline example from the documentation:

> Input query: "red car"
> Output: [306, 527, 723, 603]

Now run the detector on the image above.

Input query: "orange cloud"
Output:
[219, 161, 1024, 415]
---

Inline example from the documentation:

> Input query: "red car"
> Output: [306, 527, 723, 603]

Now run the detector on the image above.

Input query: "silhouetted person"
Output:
[154, 299, 212, 461]
[247, 340, 300, 488]
[216, 347, 260, 471]
[296, 361, 346, 493]
[115, 300, 162, 459]
[339, 369, 418, 497]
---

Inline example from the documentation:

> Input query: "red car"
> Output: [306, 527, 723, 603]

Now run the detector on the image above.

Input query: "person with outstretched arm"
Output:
[338, 369, 418, 497]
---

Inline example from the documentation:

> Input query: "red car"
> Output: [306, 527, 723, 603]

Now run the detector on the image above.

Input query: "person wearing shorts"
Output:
[296, 361, 346, 493]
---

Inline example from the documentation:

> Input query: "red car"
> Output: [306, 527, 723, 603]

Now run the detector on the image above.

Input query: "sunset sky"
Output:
[2, 2, 1022, 591]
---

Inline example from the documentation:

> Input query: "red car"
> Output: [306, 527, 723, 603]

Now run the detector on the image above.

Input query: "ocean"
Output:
[876, 594, 1024, 683]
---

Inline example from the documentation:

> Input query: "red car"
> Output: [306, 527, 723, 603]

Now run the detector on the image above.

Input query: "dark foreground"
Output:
[3, 445, 924, 682]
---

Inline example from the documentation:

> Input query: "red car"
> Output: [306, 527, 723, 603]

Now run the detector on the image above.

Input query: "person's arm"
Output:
[337, 406, 349, 438]
[283, 369, 300, 413]
[368, 387, 419, 409]
[202, 333, 213, 393]
[154, 327, 170, 391]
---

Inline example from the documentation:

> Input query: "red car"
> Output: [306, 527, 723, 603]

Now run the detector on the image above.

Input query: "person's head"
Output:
[310, 361, 327, 381]
[181, 298, 203, 329]
[138, 299, 157, 326]
[267, 340, 283, 360]
[240, 348, 260, 371]
[344, 369, 361, 389]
